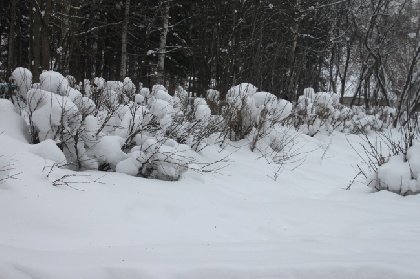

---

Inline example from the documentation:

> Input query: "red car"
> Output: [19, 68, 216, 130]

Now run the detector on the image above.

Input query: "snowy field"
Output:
[1, 98, 420, 279]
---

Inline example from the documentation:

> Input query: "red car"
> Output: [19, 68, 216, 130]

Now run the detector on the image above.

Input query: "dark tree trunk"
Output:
[7, 0, 18, 76]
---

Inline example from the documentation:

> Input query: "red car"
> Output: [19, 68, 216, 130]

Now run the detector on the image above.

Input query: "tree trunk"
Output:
[287, 0, 302, 101]
[56, 0, 71, 74]
[340, 44, 351, 104]
[120, 0, 130, 80]
[41, 0, 52, 71]
[329, 45, 337, 93]
[16, 5, 23, 67]
[95, 39, 103, 77]
[7, 0, 18, 76]
[157, 2, 170, 85]
[29, 1, 42, 82]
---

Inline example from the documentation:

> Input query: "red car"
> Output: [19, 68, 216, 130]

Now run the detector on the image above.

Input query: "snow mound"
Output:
[376, 154, 413, 193]
[28, 139, 66, 164]
[0, 99, 30, 143]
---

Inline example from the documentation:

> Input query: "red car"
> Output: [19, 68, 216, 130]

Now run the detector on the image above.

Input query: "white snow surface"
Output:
[1, 104, 420, 278]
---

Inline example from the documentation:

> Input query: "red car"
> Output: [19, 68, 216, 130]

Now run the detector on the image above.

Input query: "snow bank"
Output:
[1, 128, 420, 278]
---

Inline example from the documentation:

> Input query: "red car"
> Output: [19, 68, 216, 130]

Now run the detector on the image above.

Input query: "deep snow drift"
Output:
[1, 98, 420, 279]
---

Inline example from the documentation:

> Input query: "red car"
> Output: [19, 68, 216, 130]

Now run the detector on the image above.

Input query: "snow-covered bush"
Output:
[174, 86, 189, 113]
[292, 88, 395, 136]
[248, 92, 292, 151]
[293, 90, 341, 136]
[85, 80, 220, 178]
[26, 86, 100, 169]
[221, 83, 292, 151]
[84, 79, 130, 111]
[115, 103, 151, 147]
[349, 121, 420, 196]
[27, 89, 81, 139]
[351, 106, 395, 133]
[250, 125, 303, 181]
[167, 88, 223, 152]
[66, 75, 77, 87]
[139, 87, 152, 103]
[13, 68, 229, 181]
[94, 136, 128, 170]
[115, 136, 190, 181]
[122, 77, 136, 99]
[368, 141, 420, 195]
[206, 89, 221, 114]
[223, 83, 260, 140]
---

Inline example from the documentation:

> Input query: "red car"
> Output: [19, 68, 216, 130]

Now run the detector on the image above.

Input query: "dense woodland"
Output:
[1, 0, 419, 109]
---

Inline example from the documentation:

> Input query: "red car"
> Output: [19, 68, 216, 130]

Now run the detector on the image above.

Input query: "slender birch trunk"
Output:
[287, 0, 302, 101]
[157, 2, 170, 85]
[120, 0, 130, 80]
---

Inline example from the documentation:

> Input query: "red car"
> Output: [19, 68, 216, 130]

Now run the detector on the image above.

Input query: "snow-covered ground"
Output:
[1, 98, 420, 279]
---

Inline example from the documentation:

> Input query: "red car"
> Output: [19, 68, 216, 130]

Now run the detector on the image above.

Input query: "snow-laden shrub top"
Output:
[226, 83, 258, 109]
[27, 89, 81, 137]
[40, 71, 69, 95]
[123, 77, 136, 97]
[11, 67, 32, 98]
